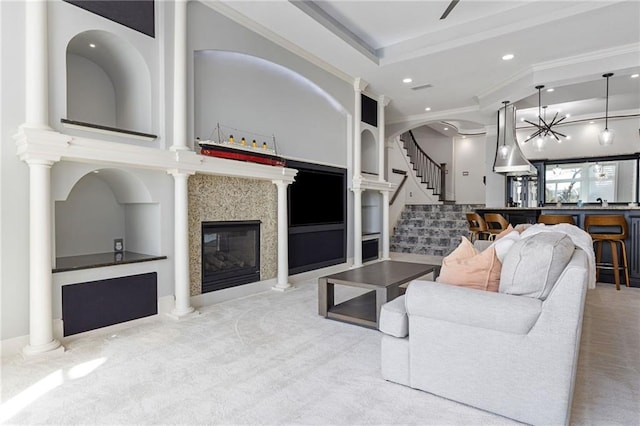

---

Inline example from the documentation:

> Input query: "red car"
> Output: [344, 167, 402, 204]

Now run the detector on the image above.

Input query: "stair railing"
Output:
[401, 131, 446, 201]
[390, 174, 408, 205]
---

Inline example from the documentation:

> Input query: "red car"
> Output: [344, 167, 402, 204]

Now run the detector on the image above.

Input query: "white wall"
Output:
[55, 174, 126, 257]
[361, 128, 378, 175]
[1, 0, 30, 340]
[66, 54, 117, 126]
[453, 135, 486, 204]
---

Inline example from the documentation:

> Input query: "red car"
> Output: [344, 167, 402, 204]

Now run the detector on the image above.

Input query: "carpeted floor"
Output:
[1, 267, 639, 425]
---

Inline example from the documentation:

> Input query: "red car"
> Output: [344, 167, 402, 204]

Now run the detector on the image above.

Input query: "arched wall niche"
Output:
[194, 50, 348, 166]
[55, 168, 159, 258]
[66, 30, 152, 133]
[361, 128, 378, 175]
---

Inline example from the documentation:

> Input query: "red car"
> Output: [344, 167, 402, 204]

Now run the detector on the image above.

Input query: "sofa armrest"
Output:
[405, 280, 542, 334]
[379, 295, 408, 337]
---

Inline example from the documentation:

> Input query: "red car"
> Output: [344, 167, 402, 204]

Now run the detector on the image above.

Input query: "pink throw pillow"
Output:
[438, 237, 501, 292]
[495, 224, 514, 240]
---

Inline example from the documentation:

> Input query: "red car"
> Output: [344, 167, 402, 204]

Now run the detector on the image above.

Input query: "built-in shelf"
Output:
[54, 251, 167, 273]
[61, 119, 157, 141]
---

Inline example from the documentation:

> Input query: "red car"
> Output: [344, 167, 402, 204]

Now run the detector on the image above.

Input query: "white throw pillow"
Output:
[499, 232, 575, 300]
[490, 230, 520, 262]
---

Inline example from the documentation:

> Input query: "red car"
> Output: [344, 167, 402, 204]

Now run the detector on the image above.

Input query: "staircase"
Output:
[400, 131, 447, 201]
[390, 204, 485, 257]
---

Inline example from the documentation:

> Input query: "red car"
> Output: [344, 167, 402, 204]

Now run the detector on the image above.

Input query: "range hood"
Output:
[493, 104, 537, 176]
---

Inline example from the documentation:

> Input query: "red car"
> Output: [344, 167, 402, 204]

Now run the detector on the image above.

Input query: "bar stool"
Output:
[538, 214, 575, 225]
[484, 213, 509, 240]
[465, 213, 489, 242]
[584, 215, 630, 290]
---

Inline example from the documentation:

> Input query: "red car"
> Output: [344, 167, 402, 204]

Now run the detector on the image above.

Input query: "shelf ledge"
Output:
[61, 119, 157, 141]
[54, 251, 167, 273]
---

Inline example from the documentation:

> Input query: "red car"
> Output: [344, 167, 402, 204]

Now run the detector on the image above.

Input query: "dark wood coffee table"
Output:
[318, 260, 439, 329]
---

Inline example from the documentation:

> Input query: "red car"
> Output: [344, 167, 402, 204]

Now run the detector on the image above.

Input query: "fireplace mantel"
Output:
[15, 126, 298, 183]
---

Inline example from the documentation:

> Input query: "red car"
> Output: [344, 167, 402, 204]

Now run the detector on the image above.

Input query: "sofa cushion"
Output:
[437, 237, 501, 292]
[499, 232, 575, 300]
[379, 295, 408, 337]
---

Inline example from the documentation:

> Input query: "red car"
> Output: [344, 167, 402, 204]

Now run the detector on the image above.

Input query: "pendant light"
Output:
[498, 101, 510, 159]
[598, 73, 615, 146]
[524, 84, 568, 150]
[534, 105, 547, 152]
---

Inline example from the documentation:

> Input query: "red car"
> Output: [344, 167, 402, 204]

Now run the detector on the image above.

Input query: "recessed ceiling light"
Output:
[402, 78, 413, 83]
[589, 121, 595, 124]
[89, 43, 96, 48]
[520, 118, 525, 122]
[546, 88, 554, 92]
[566, 135, 572, 140]
[425, 107, 431, 111]
[462, 136, 466, 139]
[443, 127, 449, 131]
[631, 74, 639, 78]
[502, 54, 514, 61]
[565, 113, 571, 118]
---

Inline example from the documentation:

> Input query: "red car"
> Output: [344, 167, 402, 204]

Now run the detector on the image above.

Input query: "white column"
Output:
[377, 95, 390, 181]
[23, 160, 62, 356]
[171, 0, 188, 151]
[380, 190, 390, 260]
[352, 188, 363, 267]
[25, 0, 50, 129]
[168, 170, 198, 319]
[272, 180, 293, 291]
[353, 78, 368, 179]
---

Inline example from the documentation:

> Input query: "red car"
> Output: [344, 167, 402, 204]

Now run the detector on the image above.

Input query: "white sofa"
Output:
[379, 232, 590, 425]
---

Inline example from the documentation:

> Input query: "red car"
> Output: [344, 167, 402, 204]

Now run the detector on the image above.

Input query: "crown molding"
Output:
[476, 43, 640, 104]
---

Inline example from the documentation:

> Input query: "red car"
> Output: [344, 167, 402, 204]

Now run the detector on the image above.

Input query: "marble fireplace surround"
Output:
[189, 174, 278, 296]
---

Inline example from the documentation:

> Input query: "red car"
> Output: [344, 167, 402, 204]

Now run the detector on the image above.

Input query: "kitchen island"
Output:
[476, 206, 640, 287]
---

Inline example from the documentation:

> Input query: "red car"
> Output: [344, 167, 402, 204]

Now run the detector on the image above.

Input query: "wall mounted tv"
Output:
[287, 160, 346, 227]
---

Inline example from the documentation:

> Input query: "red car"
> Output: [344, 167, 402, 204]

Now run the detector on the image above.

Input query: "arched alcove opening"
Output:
[194, 50, 348, 164]
[55, 168, 160, 259]
[66, 30, 152, 133]
[361, 128, 378, 175]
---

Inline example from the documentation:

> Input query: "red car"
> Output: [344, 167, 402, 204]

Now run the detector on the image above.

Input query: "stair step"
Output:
[391, 203, 486, 257]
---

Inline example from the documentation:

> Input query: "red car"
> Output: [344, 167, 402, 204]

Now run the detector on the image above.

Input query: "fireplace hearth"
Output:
[201, 221, 260, 293]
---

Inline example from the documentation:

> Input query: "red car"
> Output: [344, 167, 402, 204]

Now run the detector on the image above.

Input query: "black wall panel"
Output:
[64, 0, 155, 38]
[62, 272, 157, 336]
[289, 228, 346, 274]
[361, 94, 378, 127]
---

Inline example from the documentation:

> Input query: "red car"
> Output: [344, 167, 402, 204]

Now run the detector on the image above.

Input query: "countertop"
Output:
[54, 251, 167, 273]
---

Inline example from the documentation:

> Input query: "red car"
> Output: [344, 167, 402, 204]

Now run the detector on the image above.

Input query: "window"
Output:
[544, 158, 637, 204]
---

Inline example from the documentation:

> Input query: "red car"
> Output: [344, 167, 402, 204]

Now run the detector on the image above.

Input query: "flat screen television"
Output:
[287, 160, 346, 227]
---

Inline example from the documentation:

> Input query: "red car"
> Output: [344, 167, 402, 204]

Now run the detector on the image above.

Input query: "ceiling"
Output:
[208, 0, 640, 133]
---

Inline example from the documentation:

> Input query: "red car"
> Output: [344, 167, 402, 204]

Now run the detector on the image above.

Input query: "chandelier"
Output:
[523, 85, 568, 149]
